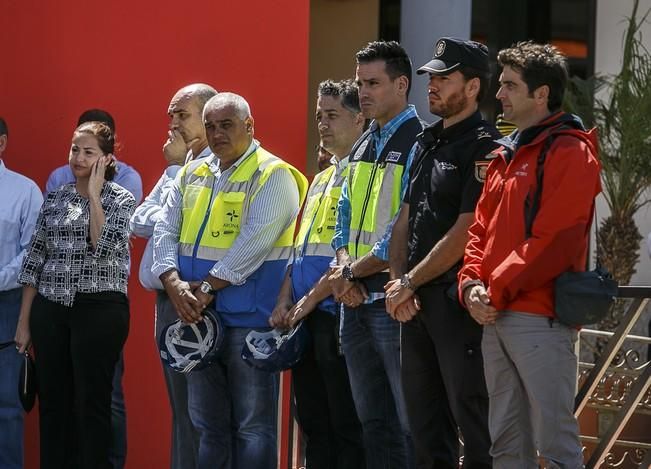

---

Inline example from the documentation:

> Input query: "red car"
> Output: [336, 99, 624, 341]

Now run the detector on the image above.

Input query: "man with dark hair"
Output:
[329, 41, 422, 468]
[459, 41, 599, 468]
[0, 117, 43, 469]
[386, 37, 499, 469]
[270, 79, 365, 469]
[45, 109, 143, 203]
[130, 83, 217, 469]
[355, 40, 414, 95]
[77, 109, 116, 132]
[0, 118, 9, 138]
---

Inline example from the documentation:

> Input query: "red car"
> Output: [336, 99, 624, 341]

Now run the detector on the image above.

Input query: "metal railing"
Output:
[575, 286, 651, 469]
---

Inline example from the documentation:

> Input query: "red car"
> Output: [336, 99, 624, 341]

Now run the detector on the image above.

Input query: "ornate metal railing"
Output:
[575, 286, 651, 469]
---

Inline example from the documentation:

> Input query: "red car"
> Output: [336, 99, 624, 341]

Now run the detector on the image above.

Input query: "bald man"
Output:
[130, 83, 218, 469]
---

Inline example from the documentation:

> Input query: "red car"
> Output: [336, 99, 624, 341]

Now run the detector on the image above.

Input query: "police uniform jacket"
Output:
[406, 111, 500, 286]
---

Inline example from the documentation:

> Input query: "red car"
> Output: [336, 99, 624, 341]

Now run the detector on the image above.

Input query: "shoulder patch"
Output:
[385, 151, 401, 163]
[474, 161, 490, 183]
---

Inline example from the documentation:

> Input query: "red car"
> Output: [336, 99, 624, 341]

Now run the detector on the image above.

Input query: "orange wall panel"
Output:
[0, 1, 309, 468]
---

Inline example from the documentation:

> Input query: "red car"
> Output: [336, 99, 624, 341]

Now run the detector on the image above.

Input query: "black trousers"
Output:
[401, 284, 491, 469]
[292, 309, 365, 469]
[30, 292, 129, 469]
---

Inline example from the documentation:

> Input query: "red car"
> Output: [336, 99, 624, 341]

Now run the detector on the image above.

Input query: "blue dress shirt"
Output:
[0, 160, 44, 291]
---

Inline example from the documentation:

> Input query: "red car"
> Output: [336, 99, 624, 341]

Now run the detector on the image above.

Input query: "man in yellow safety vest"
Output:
[153, 92, 307, 469]
[270, 79, 366, 468]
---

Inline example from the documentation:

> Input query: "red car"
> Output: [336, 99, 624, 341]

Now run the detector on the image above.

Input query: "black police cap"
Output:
[417, 37, 489, 75]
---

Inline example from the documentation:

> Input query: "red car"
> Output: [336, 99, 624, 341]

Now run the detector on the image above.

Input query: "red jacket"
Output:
[458, 112, 602, 317]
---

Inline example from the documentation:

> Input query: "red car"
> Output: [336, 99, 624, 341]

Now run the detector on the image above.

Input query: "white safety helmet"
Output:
[159, 308, 224, 373]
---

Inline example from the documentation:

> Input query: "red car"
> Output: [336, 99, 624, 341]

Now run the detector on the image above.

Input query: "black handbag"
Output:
[0, 341, 37, 412]
[19, 350, 37, 412]
[554, 266, 618, 327]
[525, 131, 618, 327]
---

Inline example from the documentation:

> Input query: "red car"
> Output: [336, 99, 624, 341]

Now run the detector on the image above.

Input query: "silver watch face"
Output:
[200, 282, 211, 294]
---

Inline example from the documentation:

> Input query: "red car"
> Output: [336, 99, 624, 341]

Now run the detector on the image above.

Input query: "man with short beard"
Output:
[385, 38, 499, 468]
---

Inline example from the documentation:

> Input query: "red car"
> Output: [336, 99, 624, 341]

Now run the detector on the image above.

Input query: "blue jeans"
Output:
[187, 327, 279, 469]
[341, 301, 415, 469]
[0, 288, 23, 469]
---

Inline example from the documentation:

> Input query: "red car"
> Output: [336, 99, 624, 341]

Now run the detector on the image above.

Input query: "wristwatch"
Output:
[199, 280, 217, 295]
[342, 264, 356, 282]
[400, 273, 416, 291]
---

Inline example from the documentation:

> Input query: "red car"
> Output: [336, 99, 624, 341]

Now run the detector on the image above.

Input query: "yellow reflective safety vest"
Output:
[347, 116, 423, 260]
[177, 146, 307, 327]
[291, 159, 348, 314]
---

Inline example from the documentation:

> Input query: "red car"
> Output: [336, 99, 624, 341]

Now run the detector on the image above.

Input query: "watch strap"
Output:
[400, 273, 416, 291]
[342, 264, 355, 281]
[200, 280, 217, 295]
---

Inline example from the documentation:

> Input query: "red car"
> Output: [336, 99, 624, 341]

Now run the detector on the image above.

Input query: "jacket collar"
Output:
[417, 110, 483, 148]
[511, 111, 585, 149]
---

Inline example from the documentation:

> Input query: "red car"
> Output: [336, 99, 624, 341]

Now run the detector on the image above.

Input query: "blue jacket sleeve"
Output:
[332, 178, 351, 252]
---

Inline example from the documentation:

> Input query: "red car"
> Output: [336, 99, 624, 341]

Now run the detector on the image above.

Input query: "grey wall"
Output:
[400, 0, 472, 124]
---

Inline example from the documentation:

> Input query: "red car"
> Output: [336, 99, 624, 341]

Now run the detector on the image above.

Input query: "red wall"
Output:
[0, 2, 309, 467]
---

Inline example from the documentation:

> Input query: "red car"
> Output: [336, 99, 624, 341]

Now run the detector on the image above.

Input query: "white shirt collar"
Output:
[207, 139, 259, 175]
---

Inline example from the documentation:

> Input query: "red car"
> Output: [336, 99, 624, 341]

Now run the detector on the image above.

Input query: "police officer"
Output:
[385, 38, 500, 468]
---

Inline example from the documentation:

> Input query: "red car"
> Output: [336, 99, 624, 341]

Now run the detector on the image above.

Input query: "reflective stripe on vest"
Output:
[347, 158, 404, 259]
[175, 146, 308, 324]
[346, 116, 421, 259]
[294, 164, 347, 259]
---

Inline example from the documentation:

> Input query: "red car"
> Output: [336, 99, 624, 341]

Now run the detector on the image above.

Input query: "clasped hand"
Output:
[328, 266, 367, 308]
[384, 278, 420, 323]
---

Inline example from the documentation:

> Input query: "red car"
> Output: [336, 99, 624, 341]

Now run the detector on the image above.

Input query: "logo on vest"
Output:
[385, 151, 401, 163]
[226, 210, 239, 223]
[327, 205, 337, 225]
[352, 140, 369, 161]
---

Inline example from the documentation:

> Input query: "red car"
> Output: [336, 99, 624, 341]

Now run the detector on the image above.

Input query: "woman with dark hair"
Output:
[14, 122, 135, 469]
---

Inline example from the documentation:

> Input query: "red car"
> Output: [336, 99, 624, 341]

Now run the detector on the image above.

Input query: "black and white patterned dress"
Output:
[18, 182, 136, 306]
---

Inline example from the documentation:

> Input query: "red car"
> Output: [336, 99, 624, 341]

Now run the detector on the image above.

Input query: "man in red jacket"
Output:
[458, 41, 601, 469]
